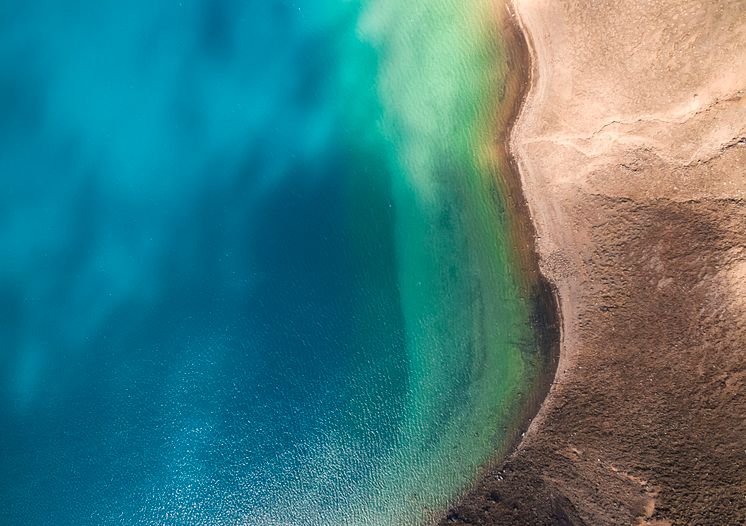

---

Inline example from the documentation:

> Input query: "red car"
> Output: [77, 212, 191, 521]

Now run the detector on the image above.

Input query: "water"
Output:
[0, 1, 545, 524]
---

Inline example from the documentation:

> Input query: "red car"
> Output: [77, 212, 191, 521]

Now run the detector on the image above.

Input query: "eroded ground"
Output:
[441, 1, 746, 524]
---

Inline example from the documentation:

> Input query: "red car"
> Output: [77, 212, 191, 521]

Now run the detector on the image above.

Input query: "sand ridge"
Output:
[441, 1, 746, 524]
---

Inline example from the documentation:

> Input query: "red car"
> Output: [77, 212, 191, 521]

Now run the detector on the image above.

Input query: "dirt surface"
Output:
[440, 1, 746, 525]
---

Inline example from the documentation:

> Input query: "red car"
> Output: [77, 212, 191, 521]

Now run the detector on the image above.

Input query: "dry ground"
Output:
[441, 1, 746, 524]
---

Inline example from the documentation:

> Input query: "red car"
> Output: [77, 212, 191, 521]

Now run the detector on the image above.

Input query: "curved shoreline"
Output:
[487, 0, 562, 466]
[442, 1, 746, 524]
[436, 2, 562, 522]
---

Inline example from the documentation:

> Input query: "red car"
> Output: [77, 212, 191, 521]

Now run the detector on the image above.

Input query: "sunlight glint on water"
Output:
[0, 1, 542, 524]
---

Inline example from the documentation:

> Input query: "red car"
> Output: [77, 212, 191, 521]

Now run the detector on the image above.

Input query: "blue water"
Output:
[0, 1, 542, 524]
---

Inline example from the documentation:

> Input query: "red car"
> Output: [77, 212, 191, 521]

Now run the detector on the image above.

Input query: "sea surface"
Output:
[0, 1, 545, 524]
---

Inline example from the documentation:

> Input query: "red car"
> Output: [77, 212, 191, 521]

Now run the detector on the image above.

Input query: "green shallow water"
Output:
[0, 0, 546, 524]
[350, 2, 540, 523]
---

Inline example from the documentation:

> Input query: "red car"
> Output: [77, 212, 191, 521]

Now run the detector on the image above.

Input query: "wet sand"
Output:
[441, 1, 746, 524]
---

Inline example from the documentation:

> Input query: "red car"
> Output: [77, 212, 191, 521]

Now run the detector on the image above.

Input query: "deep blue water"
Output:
[0, 1, 541, 524]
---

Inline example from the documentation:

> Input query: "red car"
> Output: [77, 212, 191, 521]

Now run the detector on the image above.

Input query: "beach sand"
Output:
[441, 1, 746, 524]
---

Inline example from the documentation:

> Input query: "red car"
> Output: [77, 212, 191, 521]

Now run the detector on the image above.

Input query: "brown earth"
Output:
[440, 1, 746, 525]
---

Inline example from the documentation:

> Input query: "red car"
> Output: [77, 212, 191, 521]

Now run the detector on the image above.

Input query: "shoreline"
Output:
[436, 1, 563, 522]
[486, 0, 562, 470]
[442, 1, 746, 524]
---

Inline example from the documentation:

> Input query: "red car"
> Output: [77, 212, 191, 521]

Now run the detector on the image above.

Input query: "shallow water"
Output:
[0, 1, 544, 524]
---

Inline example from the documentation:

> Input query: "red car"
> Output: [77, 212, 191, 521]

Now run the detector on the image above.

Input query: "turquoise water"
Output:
[0, 1, 544, 524]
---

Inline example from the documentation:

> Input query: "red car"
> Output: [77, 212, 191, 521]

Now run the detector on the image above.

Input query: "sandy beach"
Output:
[442, 1, 746, 524]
